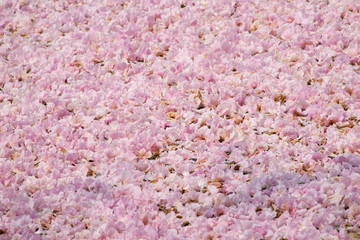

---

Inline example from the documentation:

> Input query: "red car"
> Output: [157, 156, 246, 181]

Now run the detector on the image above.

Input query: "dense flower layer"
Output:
[0, 0, 360, 239]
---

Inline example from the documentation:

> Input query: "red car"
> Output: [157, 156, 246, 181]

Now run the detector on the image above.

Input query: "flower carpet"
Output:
[0, 0, 360, 239]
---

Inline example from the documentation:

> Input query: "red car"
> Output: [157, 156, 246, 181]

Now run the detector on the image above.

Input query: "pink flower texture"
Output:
[0, 0, 360, 239]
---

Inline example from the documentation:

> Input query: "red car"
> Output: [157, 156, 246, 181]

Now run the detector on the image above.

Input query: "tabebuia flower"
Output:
[0, 0, 359, 238]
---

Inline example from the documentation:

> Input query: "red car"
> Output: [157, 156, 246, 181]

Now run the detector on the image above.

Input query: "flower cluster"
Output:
[0, 0, 359, 239]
